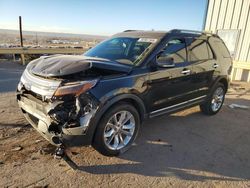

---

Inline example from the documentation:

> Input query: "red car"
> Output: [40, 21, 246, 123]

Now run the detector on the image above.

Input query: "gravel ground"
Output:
[0, 69, 250, 187]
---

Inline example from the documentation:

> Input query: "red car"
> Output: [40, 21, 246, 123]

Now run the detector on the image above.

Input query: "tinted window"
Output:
[207, 44, 213, 59]
[188, 39, 212, 61]
[208, 37, 231, 58]
[158, 39, 187, 63]
[214, 41, 231, 58]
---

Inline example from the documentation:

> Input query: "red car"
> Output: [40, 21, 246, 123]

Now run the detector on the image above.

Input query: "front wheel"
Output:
[200, 83, 226, 115]
[92, 103, 140, 156]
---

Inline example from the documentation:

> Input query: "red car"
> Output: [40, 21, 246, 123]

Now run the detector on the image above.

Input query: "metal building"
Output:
[204, 0, 250, 82]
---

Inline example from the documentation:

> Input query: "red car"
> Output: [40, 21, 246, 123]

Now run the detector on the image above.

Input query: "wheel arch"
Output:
[87, 94, 147, 144]
[218, 77, 229, 92]
[99, 94, 147, 123]
[210, 76, 229, 94]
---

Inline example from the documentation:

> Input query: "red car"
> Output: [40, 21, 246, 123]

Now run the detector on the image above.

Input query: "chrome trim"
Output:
[181, 69, 191, 74]
[213, 64, 219, 68]
[20, 69, 61, 99]
[150, 95, 207, 115]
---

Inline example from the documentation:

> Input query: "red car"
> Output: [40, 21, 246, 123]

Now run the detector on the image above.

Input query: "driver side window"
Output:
[159, 38, 187, 64]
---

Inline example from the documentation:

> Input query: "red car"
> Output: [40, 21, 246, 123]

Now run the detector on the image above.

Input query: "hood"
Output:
[27, 55, 132, 77]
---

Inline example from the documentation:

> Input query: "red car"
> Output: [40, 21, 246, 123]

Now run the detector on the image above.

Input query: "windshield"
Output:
[84, 37, 156, 65]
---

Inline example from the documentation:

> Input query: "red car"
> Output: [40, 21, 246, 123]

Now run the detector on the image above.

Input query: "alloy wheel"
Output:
[103, 110, 135, 150]
[211, 87, 224, 112]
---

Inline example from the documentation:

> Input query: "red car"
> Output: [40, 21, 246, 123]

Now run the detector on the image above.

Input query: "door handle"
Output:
[213, 64, 219, 68]
[181, 69, 191, 74]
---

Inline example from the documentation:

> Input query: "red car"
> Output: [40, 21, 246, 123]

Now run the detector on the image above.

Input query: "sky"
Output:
[0, 0, 207, 36]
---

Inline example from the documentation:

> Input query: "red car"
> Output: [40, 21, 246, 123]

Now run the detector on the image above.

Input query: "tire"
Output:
[92, 102, 140, 156]
[200, 83, 226, 115]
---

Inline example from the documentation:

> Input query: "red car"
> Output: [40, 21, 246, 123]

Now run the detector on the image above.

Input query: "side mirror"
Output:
[156, 56, 175, 68]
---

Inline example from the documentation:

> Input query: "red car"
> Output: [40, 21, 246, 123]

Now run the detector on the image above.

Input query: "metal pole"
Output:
[19, 16, 23, 47]
[19, 16, 25, 65]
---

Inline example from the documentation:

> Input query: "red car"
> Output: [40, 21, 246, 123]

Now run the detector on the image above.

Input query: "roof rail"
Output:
[169, 29, 215, 36]
[123, 30, 138, 32]
[169, 29, 203, 34]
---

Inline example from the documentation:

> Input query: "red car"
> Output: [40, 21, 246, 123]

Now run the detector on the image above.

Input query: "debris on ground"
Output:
[31, 156, 38, 160]
[35, 139, 42, 143]
[58, 163, 66, 167]
[234, 87, 246, 91]
[13, 162, 22, 167]
[71, 151, 79, 155]
[228, 103, 250, 109]
[230, 83, 247, 91]
[38, 144, 56, 155]
[11, 146, 23, 151]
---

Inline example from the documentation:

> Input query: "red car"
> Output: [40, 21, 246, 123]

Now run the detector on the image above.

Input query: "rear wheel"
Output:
[93, 103, 140, 156]
[200, 83, 225, 115]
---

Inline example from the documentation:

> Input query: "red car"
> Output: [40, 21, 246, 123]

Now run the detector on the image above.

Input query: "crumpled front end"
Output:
[17, 69, 99, 146]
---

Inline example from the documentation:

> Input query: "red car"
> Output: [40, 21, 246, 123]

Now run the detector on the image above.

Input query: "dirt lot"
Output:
[0, 78, 250, 187]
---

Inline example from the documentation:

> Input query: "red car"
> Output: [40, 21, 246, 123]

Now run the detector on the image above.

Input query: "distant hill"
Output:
[0, 29, 107, 40]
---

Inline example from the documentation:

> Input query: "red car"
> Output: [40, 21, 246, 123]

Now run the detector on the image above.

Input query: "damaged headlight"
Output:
[53, 80, 98, 97]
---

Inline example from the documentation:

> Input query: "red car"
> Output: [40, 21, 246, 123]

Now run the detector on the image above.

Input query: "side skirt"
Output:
[149, 95, 207, 118]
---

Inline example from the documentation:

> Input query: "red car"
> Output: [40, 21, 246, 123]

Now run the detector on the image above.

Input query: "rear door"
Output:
[186, 37, 217, 98]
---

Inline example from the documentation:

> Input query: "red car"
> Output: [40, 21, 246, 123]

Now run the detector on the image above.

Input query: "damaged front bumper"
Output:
[17, 92, 99, 146]
[16, 70, 99, 147]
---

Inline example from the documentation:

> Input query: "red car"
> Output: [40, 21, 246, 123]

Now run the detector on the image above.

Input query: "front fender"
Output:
[86, 92, 147, 144]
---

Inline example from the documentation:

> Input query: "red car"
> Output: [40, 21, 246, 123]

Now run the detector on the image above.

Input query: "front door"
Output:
[146, 37, 196, 117]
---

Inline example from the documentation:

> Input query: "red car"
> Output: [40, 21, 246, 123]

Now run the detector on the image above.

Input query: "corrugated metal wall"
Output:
[205, 0, 250, 82]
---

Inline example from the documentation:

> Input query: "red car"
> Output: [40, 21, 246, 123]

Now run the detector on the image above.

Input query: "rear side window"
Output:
[187, 39, 213, 61]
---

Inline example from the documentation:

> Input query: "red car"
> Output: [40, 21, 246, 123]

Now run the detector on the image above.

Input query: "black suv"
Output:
[17, 29, 232, 156]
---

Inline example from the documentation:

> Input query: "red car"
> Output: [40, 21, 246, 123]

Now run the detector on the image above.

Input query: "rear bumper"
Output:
[17, 94, 95, 147]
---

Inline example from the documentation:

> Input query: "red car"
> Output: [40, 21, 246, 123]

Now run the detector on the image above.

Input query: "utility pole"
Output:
[19, 16, 25, 65]
[19, 16, 23, 47]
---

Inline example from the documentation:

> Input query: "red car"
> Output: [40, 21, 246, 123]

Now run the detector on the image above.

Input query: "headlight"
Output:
[53, 80, 97, 97]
